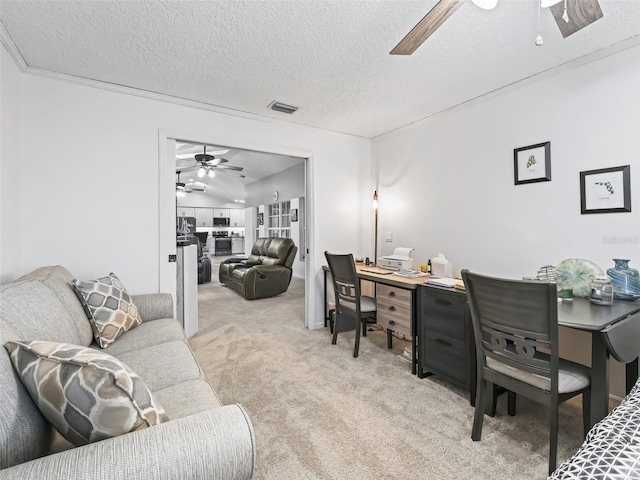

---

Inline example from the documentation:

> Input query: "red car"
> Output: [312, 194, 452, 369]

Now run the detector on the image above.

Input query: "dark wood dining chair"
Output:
[461, 269, 591, 474]
[324, 252, 377, 358]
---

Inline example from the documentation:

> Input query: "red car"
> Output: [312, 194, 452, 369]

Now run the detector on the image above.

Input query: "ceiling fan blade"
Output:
[390, 0, 464, 55]
[214, 165, 244, 172]
[549, 0, 603, 38]
[195, 154, 229, 166]
[176, 165, 199, 172]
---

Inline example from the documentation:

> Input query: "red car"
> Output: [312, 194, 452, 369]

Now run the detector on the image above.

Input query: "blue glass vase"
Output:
[606, 259, 640, 300]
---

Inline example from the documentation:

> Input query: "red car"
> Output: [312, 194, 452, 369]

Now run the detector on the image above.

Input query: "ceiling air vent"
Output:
[269, 101, 298, 114]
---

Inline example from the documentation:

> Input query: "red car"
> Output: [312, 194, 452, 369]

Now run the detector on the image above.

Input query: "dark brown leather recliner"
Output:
[218, 237, 297, 300]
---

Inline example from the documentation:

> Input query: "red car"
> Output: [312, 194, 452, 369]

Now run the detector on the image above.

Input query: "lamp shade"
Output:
[471, 0, 498, 10]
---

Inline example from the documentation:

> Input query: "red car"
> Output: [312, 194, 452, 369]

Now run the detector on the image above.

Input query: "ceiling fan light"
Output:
[471, 0, 498, 9]
[197, 167, 206, 178]
[208, 169, 215, 178]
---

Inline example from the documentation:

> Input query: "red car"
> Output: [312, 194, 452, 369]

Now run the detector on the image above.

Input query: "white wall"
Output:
[372, 44, 640, 397]
[0, 43, 372, 332]
[176, 191, 241, 209]
[0, 44, 23, 284]
[245, 162, 305, 207]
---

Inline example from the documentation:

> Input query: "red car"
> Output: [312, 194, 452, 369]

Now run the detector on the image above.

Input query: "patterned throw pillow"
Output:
[72, 272, 142, 348]
[4, 340, 168, 446]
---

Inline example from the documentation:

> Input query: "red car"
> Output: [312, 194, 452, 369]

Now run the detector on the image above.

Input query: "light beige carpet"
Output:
[190, 272, 585, 480]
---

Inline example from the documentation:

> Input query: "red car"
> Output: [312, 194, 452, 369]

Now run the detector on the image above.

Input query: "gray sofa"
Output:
[0, 266, 255, 479]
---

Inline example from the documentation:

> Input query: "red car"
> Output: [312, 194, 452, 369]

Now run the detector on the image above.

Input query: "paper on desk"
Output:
[383, 247, 414, 260]
[425, 277, 459, 288]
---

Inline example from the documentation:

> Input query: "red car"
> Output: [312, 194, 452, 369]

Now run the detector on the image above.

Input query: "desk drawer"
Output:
[420, 289, 466, 340]
[377, 284, 411, 303]
[376, 284, 411, 336]
[422, 332, 467, 385]
[377, 312, 411, 337]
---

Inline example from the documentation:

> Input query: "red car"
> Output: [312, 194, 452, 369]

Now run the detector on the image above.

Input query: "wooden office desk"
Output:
[323, 264, 425, 374]
[323, 265, 640, 428]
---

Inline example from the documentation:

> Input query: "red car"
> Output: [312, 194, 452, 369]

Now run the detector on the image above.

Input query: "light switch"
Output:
[385, 232, 393, 242]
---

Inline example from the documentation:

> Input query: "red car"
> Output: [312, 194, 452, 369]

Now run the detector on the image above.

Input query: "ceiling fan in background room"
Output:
[175, 171, 192, 198]
[176, 145, 245, 180]
[390, 0, 603, 55]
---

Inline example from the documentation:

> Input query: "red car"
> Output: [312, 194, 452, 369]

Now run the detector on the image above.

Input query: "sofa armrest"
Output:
[131, 293, 173, 322]
[241, 260, 261, 267]
[220, 256, 248, 266]
[0, 405, 255, 480]
[253, 265, 288, 275]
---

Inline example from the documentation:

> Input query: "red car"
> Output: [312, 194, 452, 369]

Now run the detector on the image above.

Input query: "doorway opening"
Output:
[158, 133, 314, 329]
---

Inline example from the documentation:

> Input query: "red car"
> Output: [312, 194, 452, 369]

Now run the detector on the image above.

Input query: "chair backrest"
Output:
[324, 252, 361, 316]
[461, 269, 559, 387]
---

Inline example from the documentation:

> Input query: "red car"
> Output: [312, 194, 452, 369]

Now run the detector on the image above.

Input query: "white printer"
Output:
[377, 247, 414, 271]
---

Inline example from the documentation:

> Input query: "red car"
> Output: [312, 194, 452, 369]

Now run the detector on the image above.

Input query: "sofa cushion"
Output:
[94, 317, 186, 357]
[72, 273, 142, 348]
[153, 379, 223, 419]
[4, 340, 167, 447]
[0, 336, 53, 469]
[17, 266, 94, 346]
[0, 278, 90, 346]
[115, 341, 203, 392]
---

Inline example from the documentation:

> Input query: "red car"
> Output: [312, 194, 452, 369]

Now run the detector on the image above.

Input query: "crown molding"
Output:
[0, 22, 27, 72]
[1, 34, 366, 141]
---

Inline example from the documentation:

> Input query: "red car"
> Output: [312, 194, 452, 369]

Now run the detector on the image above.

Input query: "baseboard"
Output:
[610, 393, 624, 410]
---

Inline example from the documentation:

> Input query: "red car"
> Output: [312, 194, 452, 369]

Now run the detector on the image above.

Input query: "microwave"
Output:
[213, 217, 230, 226]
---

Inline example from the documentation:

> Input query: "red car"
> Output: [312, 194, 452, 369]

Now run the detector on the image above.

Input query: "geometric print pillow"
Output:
[72, 273, 143, 348]
[4, 340, 168, 446]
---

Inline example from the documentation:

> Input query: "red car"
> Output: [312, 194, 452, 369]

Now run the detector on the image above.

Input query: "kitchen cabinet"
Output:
[195, 208, 214, 227]
[213, 208, 230, 218]
[231, 237, 245, 255]
[417, 285, 475, 402]
[230, 209, 245, 227]
[177, 207, 195, 217]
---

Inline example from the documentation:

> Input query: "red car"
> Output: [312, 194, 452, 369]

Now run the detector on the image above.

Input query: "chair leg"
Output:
[549, 403, 559, 475]
[387, 329, 393, 349]
[362, 318, 367, 337]
[489, 383, 498, 417]
[582, 390, 591, 439]
[508, 391, 517, 416]
[353, 319, 361, 358]
[472, 379, 486, 441]
[331, 313, 339, 345]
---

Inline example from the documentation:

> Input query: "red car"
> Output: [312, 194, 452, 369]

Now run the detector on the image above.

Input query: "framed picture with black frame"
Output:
[580, 165, 631, 214]
[290, 208, 298, 222]
[257, 212, 264, 225]
[514, 141, 551, 185]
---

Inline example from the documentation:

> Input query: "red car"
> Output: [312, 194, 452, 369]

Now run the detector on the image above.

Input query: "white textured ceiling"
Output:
[175, 141, 304, 203]
[2, 0, 640, 139]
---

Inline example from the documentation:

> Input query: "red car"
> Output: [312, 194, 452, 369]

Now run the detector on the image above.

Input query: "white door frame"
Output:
[157, 129, 315, 328]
